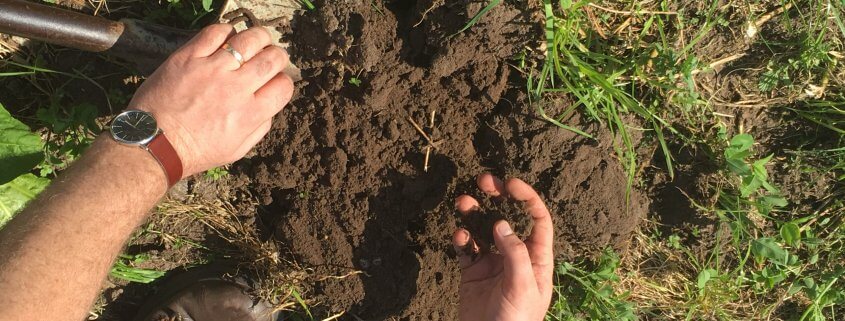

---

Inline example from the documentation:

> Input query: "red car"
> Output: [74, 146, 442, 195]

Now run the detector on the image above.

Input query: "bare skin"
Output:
[0, 24, 293, 321]
[453, 173, 555, 321]
[0, 23, 553, 321]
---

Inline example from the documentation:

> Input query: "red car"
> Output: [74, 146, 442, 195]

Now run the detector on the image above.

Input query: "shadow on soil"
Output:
[351, 155, 456, 319]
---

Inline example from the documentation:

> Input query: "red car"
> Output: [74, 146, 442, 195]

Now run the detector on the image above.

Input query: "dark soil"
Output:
[233, 1, 652, 319]
[2, 1, 838, 320]
[0, 1, 658, 320]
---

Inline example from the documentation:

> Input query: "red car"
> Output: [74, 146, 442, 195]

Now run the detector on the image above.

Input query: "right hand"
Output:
[452, 173, 554, 321]
[126, 24, 294, 177]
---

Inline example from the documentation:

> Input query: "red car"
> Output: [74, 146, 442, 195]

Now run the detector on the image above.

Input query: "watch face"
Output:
[110, 110, 158, 145]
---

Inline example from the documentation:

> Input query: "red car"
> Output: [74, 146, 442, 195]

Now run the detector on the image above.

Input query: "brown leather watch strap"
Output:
[146, 133, 183, 187]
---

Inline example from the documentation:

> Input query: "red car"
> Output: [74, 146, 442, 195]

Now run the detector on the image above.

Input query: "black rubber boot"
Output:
[133, 266, 284, 321]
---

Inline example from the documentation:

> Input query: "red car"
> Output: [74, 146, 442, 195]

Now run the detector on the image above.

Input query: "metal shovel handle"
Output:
[0, 0, 196, 73]
[0, 0, 124, 52]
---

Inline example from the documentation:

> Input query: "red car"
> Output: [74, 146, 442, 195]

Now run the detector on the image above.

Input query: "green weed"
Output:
[348, 77, 362, 87]
[530, 0, 721, 194]
[0, 103, 49, 228]
[547, 249, 635, 321]
[35, 101, 99, 177]
[204, 166, 229, 181]
[110, 254, 166, 284]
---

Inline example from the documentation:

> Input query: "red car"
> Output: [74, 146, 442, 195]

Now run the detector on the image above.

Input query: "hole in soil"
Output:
[386, 0, 434, 67]
[473, 120, 508, 169]
[578, 177, 591, 191]
[125, 243, 165, 256]
[650, 146, 716, 240]
[258, 189, 297, 241]
[348, 13, 365, 40]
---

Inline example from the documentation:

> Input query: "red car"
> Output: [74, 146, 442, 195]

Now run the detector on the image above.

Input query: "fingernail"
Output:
[497, 222, 513, 236]
[456, 230, 470, 244]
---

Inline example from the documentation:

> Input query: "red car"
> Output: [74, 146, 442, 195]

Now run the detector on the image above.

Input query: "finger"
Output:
[477, 173, 507, 198]
[232, 118, 273, 161]
[453, 194, 492, 251]
[492, 220, 535, 292]
[238, 46, 290, 92]
[179, 24, 236, 58]
[505, 178, 554, 291]
[453, 229, 499, 281]
[209, 27, 272, 70]
[455, 195, 480, 216]
[452, 229, 475, 269]
[252, 72, 294, 122]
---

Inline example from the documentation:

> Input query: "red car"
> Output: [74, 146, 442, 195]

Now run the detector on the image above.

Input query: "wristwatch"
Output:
[110, 110, 183, 187]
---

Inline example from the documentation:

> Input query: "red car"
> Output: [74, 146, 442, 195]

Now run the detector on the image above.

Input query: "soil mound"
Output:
[239, 0, 651, 318]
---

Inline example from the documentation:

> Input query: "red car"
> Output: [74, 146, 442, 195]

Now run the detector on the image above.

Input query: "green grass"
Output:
[298, 0, 316, 11]
[451, 0, 501, 36]
[538, 0, 845, 320]
[530, 0, 716, 195]
[547, 131, 845, 320]
[110, 254, 166, 284]
[0, 1, 313, 317]
[3, 0, 845, 320]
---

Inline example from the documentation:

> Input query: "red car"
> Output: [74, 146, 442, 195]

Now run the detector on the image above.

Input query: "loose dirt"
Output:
[234, 1, 651, 319]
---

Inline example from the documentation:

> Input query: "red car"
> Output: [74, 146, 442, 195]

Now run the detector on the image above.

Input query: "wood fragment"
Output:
[754, 3, 792, 28]
[587, 3, 677, 16]
[423, 110, 436, 172]
[407, 117, 440, 149]
[612, 17, 632, 35]
[583, 6, 607, 39]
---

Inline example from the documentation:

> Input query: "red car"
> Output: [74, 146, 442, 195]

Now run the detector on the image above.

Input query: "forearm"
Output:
[0, 23, 293, 321]
[0, 136, 167, 321]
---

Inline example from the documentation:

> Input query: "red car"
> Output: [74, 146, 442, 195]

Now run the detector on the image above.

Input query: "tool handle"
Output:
[0, 0, 197, 74]
[0, 0, 124, 52]
[109, 19, 196, 71]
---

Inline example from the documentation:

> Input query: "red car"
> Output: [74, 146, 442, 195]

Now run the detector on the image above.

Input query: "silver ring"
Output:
[221, 43, 244, 66]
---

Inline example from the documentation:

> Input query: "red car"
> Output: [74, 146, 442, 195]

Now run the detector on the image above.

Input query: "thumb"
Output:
[493, 220, 534, 292]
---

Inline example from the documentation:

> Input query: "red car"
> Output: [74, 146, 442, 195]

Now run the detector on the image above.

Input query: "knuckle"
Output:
[270, 46, 289, 64]
[266, 46, 286, 61]
[274, 75, 294, 102]
[205, 23, 234, 37]
[505, 236, 527, 251]
[255, 58, 274, 77]
[233, 36, 256, 52]
[279, 73, 294, 88]
[237, 28, 269, 50]
[258, 48, 286, 72]
[510, 246, 529, 259]
[165, 51, 190, 67]
[248, 26, 272, 43]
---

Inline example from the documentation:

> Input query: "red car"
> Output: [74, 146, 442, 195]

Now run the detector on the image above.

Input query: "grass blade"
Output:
[451, 0, 501, 36]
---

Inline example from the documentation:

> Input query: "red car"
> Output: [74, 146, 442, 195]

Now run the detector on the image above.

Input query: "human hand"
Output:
[452, 173, 554, 321]
[127, 24, 294, 177]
